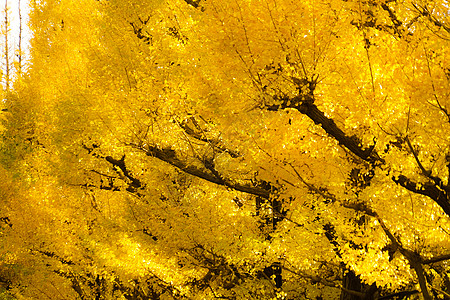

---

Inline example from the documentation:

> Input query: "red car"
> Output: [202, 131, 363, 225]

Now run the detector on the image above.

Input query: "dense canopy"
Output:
[1, 0, 450, 299]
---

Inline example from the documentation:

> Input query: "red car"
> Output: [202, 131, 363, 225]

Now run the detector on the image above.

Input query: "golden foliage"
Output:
[1, 0, 449, 299]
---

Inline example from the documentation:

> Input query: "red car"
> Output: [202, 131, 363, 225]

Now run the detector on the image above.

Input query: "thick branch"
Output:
[343, 200, 433, 299]
[393, 175, 450, 216]
[423, 253, 450, 265]
[412, 261, 432, 300]
[140, 145, 270, 199]
[300, 102, 377, 161]
[105, 155, 142, 191]
[265, 96, 450, 218]
[184, 0, 201, 8]
[267, 100, 376, 162]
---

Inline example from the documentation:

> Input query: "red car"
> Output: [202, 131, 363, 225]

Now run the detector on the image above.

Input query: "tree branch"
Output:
[378, 290, 419, 299]
[266, 98, 376, 162]
[33, 249, 75, 265]
[412, 260, 432, 300]
[184, 0, 202, 9]
[264, 94, 450, 218]
[392, 175, 450, 216]
[412, 3, 450, 33]
[136, 144, 271, 199]
[342, 200, 433, 299]
[423, 253, 450, 265]
[282, 266, 370, 299]
[405, 136, 431, 177]
[105, 155, 142, 192]
[180, 116, 240, 158]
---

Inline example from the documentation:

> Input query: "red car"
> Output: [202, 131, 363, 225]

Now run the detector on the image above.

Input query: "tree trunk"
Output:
[340, 270, 378, 300]
[341, 270, 362, 300]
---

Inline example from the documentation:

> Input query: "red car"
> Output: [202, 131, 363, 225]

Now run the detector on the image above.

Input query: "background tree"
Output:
[16, 0, 23, 74]
[2, 0, 10, 90]
[1, 0, 450, 299]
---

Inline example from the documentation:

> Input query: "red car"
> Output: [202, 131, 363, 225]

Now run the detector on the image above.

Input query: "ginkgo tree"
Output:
[1, 0, 450, 299]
